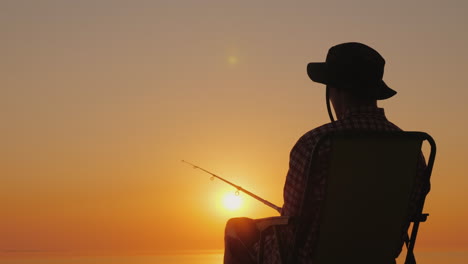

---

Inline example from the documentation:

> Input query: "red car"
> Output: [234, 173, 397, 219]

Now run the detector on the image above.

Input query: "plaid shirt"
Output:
[261, 106, 428, 264]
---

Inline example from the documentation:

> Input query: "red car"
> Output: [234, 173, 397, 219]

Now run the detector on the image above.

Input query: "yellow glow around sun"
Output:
[223, 192, 243, 211]
[227, 56, 238, 65]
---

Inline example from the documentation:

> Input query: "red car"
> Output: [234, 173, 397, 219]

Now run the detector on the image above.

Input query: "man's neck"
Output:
[335, 101, 378, 119]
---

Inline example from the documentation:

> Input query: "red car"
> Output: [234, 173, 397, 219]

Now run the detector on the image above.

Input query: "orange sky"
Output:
[1, 0, 468, 257]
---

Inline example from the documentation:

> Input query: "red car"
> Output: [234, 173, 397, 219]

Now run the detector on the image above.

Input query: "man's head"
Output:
[307, 42, 395, 120]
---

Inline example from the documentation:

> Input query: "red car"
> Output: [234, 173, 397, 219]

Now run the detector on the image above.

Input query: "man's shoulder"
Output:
[292, 116, 403, 151]
[293, 122, 336, 149]
[301, 122, 336, 139]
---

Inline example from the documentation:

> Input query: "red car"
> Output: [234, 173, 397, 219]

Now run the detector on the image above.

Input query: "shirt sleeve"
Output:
[282, 129, 323, 216]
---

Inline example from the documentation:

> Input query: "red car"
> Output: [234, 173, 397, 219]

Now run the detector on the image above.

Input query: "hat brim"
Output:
[307, 62, 397, 100]
[376, 80, 396, 100]
[307, 62, 328, 85]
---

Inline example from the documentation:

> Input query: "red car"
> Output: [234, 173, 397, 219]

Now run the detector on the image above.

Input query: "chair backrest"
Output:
[293, 131, 435, 264]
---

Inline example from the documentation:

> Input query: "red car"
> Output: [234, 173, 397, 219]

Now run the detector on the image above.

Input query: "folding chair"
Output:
[257, 131, 436, 264]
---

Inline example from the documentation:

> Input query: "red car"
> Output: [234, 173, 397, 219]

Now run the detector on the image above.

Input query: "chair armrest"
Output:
[256, 216, 292, 264]
[410, 213, 429, 223]
[255, 216, 291, 232]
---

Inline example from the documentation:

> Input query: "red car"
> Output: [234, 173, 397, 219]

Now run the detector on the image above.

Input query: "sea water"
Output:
[0, 253, 223, 264]
[1, 251, 467, 264]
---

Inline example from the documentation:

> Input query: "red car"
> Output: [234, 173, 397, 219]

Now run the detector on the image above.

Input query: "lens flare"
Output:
[227, 56, 238, 65]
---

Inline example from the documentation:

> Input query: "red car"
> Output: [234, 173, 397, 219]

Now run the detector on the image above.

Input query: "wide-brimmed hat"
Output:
[307, 42, 396, 100]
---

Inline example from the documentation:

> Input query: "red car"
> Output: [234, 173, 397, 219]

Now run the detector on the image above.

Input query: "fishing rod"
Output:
[181, 160, 282, 214]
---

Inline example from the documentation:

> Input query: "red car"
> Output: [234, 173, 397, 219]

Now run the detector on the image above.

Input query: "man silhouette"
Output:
[223, 42, 428, 264]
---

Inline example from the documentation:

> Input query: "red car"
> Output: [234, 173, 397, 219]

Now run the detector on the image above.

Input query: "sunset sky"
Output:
[1, 0, 468, 257]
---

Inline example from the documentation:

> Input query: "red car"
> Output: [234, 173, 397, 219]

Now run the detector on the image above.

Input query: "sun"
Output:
[223, 192, 243, 211]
